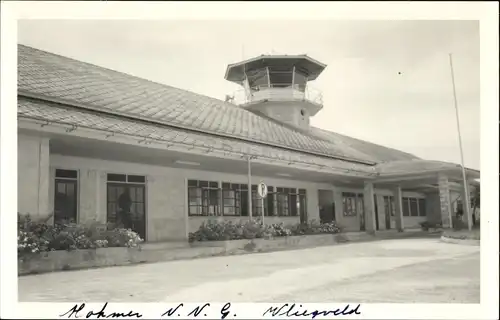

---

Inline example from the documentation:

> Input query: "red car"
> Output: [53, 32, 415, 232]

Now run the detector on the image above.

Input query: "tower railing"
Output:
[228, 84, 323, 106]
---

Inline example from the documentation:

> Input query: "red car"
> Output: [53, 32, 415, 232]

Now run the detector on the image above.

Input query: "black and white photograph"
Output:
[1, 2, 498, 319]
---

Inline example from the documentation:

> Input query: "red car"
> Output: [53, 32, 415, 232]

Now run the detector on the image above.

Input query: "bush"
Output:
[268, 222, 292, 237]
[17, 213, 143, 257]
[188, 219, 342, 242]
[290, 220, 342, 236]
[188, 219, 272, 242]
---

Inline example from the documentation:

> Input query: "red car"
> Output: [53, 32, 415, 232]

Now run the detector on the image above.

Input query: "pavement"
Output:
[18, 238, 479, 303]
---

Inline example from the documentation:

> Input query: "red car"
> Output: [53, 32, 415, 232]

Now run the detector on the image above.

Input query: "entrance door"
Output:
[318, 190, 335, 223]
[54, 179, 78, 224]
[107, 183, 146, 240]
[374, 195, 380, 230]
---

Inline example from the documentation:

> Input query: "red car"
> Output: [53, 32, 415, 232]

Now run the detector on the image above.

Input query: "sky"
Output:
[17, 20, 480, 169]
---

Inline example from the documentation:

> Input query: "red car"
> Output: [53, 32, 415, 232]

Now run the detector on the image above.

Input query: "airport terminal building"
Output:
[17, 44, 480, 241]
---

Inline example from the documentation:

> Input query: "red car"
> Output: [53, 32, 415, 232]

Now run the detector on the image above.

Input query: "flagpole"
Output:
[448, 53, 472, 231]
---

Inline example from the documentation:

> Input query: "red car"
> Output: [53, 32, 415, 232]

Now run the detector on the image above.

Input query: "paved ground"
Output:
[18, 238, 479, 303]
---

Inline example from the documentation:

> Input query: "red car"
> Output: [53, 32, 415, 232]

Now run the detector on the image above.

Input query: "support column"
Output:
[363, 182, 376, 233]
[17, 134, 51, 220]
[393, 186, 404, 232]
[79, 169, 101, 224]
[247, 156, 252, 219]
[438, 173, 453, 228]
[461, 181, 473, 230]
[376, 194, 386, 230]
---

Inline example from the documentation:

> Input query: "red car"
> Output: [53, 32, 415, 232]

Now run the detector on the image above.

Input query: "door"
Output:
[318, 190, 335, 223]
[374, 195, 380, 230]
[107, 183, 146, 240]
[54, 179, 78, 224]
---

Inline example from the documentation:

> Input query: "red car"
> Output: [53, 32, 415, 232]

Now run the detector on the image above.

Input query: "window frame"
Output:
[342, 192, 363, 217]
[298, 188, 307, 218]
[188, 180, 220, 217]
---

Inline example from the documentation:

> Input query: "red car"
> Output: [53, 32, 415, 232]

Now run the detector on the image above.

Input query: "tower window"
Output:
[300, 109, 306, 116]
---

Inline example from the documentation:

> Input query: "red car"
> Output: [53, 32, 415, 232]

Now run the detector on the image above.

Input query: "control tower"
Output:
[225, 54, 326, 130]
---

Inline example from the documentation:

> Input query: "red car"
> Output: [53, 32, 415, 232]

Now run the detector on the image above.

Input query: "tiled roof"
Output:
[308, 127, 419, 162]
[376, 160, 457, 174]
[17, 44, 376, 165]
[18, 97, 376, 176]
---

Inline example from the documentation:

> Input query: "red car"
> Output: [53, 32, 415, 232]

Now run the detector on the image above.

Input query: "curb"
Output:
[440, 235, 480, 246]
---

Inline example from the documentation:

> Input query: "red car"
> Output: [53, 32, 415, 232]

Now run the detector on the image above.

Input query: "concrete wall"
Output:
[18, 134, 50, 219]
[248, 102, 310, 130]
[333, 187, 426, 231]
[48, 154, 329, 242]
[17, 134, 438, 242]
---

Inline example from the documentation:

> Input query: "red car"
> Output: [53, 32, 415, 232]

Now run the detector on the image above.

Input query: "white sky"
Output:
[18, 20, 480, 169]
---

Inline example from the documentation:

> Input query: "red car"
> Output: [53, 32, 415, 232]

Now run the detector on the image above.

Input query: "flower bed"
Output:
[18, 213, 143, 259]
[188, 219, 342, 243]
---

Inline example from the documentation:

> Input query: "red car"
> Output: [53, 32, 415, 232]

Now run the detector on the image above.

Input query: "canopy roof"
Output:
[225, 54, 327, 83]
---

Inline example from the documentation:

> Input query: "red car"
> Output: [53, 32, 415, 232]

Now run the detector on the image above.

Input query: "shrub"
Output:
[17, 213, 143, 256]
[268, 222, 292, 237]
[104, 228, 143, 248]
[188, 219, 272, 242]
[289, 220, 342, 236]
[188, 219, 342, 242]
[317, 221, 342, 233]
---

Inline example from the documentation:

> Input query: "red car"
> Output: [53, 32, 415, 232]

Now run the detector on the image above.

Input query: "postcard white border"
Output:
[1, 1, 498, 319]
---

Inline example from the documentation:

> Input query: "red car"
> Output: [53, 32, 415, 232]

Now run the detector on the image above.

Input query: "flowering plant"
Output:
[290, 220, 342, 235]
[18, 213, 143, 256]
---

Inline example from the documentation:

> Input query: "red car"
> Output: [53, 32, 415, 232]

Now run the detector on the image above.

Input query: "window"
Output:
[246, 68, 270, 90]
[188, 180, 220, 216]
[276, 188, 289, 216]
[221, 183, 250, 216]
[276, 187, 301, 216]
[342, 192, 363, 216]
[219, 183, 304, 217]
[221, 183, 237, 216]
[401, 196, 426, 217]
[383, 196, 396, 217]
[107, 173, 146, 184]
[266, 186, 276, 216]
[293, 70, 308, 91]
[298, 189, 307, 218]
[269, 66, 293, 88]
[54, 169, 79, 224]
[251, 185, 264, 217]
[290, 189, 298, 217]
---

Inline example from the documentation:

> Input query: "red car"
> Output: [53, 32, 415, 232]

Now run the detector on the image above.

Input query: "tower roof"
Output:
[225, 54, 327, 83]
